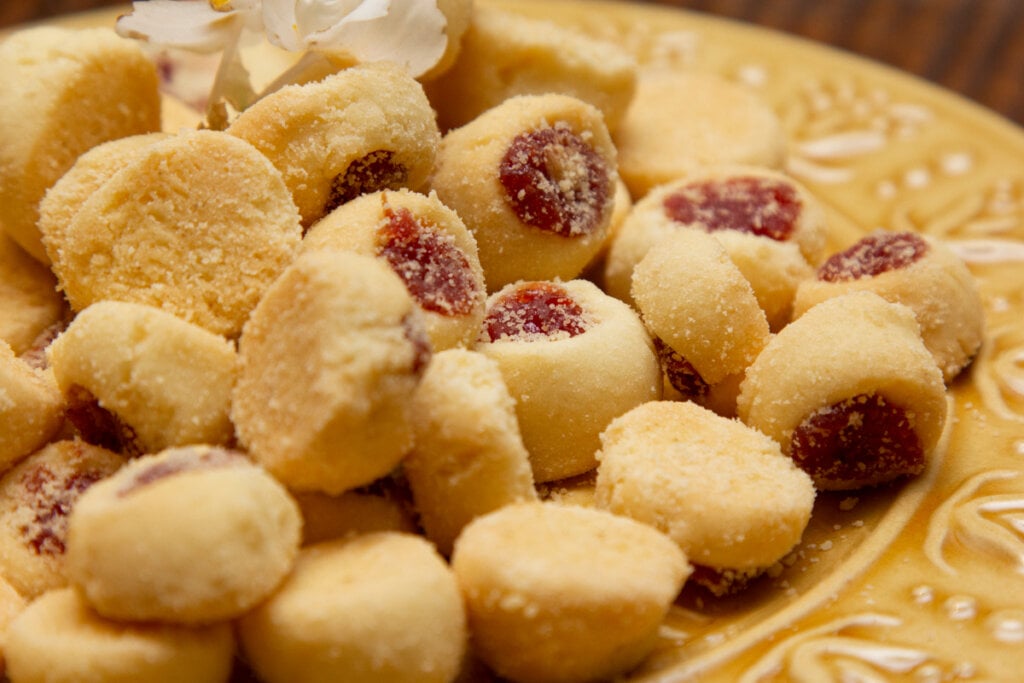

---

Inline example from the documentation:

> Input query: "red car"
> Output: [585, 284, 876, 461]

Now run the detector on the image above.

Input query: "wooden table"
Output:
[5, 0, 1023, 127]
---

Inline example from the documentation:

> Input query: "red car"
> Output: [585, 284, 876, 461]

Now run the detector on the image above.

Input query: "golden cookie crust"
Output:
[0, 27, 161, 263]
[231, 251, 427, 495]
[0, 342, 64, 472]
[302, 189, 486, 351]
[49, 130, 302, 337]
[228, 62, 440, 229]
[431, 93, 618, 291]
[66, 446, 301, 624]
[0, 232, 65, 356]
[451, 502, 690, 683]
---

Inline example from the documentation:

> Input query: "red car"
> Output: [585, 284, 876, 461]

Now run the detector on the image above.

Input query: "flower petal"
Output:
[115, 0, 244, 53]
[309, 0, 447, 77]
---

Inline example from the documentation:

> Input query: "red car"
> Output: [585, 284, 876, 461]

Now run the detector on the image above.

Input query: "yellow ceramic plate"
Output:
[20, 1, 1024, 681]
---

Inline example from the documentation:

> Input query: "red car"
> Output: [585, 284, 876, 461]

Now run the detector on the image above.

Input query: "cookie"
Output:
[0, 342, 64, 473]
[431, 94, 618, 291]
[47, 301, 238, 457]
[228, 61, 440, 229]
[3, 588, 234, 683]
[48, 130, 302, 337]
[737, 292, 948, 490]
[793, 230, 984, 382]
[0, 440, 124, 599]
[476, 279, 661, 482]
[0, 231, 65, 356]
[604, 165, 825, 311]
[424, 4, 636, 132]
[450, 502, 690, 683]
[595, 401, 815, 592]
[238, 532, 466, 683]
[404, 348, 537, 555]
[65, 445, 301, 624]
[613, 72, 786, 198]
[0, 574, 26, 677]
[302, 189, 486, 351]
[631, 229, 770, 403]
[0, 26, 161, 263]
[293, 486, 418, 547]
[231, 250, 429, 495]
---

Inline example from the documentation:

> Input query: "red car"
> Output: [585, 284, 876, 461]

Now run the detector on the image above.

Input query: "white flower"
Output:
[116, 0, 448, 77]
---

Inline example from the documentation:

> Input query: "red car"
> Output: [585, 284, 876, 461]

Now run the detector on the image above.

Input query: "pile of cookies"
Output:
[0, 2, 985, 682]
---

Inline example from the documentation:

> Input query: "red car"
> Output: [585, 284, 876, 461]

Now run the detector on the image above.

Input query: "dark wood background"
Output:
[5, 0, 1023, 127]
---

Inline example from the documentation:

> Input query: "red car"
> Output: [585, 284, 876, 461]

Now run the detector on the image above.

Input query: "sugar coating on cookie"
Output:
[476, 279, 661, 482]
[451, 502, 690, 683]
[405, 348, 537, 555]
[737, 291, 948, 490]
[0, 232, 65, 356]
[4, 588, 234, 683]
[232, 250, 429, 495]
[0, 440, 124, 600]
[632, 230, 770, 400]
[0, 27, 161, 263]
[303, 189, 487, 351]
[605, 165, 825, 306]
[425, 5, 637, 132]
[595, 401, 815, 573]
[228, 61, 440, 229]
[613, 72, 786, 198]
[38, 133, 169, 267]
[238, 532, 466, 683]
[0, 342, 64, 472]
[47, 301, 238, 457]
[431, 93, 618, 291]
[793, 231, 984, 382]
[49, 130, 302, 337]
[66, 446, 301, 624]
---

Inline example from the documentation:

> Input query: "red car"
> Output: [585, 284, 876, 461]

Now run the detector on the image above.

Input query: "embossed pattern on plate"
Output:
[21, 1, 1024, 681]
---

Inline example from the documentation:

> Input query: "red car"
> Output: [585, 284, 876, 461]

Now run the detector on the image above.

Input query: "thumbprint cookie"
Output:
[0, 342, 63, 472]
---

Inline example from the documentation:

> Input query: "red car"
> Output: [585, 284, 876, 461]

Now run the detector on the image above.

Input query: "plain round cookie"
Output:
[604, 165, 826, 307]
[613, 72, 786, 198]
[4, 588, 234, 683]
[0, 341, 64, 472]
[302, 189, 486, 351]
[431, 93, 618, 291]
[737, 292, 948, 490]
[632, 230, 770, 400]
[793, 231, 984, 382]
[424, 4, 637, 132]
[404, 349, 537, 555]
[232, 250, 429, 495]
[47, 301, 238, 457]
[0, 440, 124, 600]
[595, 401, 815, 573]
[0, 26, 161, 263]
[238, 533, 466, 683]
[228, 61, 440, 229]
[66, 446, 301, 624]
[292, 487, 418, 547]
[451, 502, 690, 683]
[38, 133, 169, 267]
[50, 130, 302, 337]
[476, 279, 662, 482]
[0, 232, 65, 357]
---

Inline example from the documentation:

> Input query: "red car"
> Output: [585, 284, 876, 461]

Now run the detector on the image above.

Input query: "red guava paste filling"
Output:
[64, 384, 143, 458]
[653, 337, 709, 400]
[499, 124, 610, 238]
[817, 231, 929, 282]
[483, 282, 589, 342]
[789, 393, 925, 486]
[20, 461, 104, 556]
[325, 149, 408, 217]
[662, 176, 801, 241]
[119, 447, 249, 497]
[376, 206, 480, 317]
